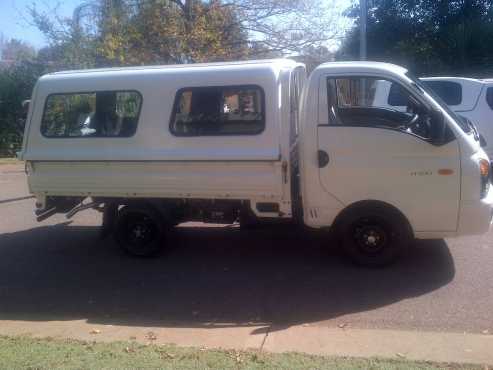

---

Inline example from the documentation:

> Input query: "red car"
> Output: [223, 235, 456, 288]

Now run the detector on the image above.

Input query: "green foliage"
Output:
[338, 0, 493, 77]
[0, 60, 45, 155]
[27, 0, 342, 68]
[0, 39, 36, 62]
[41, 93, 96, 137]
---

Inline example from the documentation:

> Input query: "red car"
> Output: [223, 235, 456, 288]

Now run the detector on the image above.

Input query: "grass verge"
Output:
[0, 335, 482, 370]
[0, 157, 20, 165]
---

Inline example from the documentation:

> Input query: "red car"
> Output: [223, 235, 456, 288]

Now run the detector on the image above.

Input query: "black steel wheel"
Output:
[114, 206, 164, 257]
[338, 205, 411, 267]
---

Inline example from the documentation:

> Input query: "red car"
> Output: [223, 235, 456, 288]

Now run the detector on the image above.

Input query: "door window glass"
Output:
[170, 85, 265, 136]
[327, 76, 435, 140]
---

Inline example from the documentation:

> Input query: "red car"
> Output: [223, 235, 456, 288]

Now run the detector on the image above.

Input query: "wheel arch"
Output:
[331, 199, 414, 239]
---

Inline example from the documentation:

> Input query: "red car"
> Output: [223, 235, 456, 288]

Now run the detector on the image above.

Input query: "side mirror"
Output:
[430, 110, 446, 145]
[22, 100, 30, 116]
[480, 134, 487, 148]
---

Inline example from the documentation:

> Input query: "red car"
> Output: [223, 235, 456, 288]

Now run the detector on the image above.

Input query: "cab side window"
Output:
[327, 77, 434, 140]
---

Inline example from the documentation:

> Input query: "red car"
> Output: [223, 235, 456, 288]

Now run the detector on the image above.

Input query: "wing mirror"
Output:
[430, 110, 447, 145]
[480, 134, 487, 148]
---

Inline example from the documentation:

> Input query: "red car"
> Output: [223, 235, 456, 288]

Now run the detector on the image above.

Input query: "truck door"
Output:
[317, 75, 461, 232]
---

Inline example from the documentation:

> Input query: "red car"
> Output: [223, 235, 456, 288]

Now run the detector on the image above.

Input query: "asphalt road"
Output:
[0, 164, 492, 336]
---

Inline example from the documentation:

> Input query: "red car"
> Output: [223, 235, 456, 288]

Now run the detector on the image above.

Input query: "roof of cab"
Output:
[421, 76, 483, 83]
[41, 58, 300, 80]
[314, 61, 409, 76]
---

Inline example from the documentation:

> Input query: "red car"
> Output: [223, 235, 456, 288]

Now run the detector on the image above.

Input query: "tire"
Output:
[114, 205, 164, 257]
[337, 204, 411, 267]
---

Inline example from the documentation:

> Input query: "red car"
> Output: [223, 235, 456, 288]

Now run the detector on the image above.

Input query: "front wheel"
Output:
[338, 206, 411, 267]
[114, 206, 165, 257]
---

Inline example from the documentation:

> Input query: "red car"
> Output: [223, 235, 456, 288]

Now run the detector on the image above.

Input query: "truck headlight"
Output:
[479, 159, 490, 199]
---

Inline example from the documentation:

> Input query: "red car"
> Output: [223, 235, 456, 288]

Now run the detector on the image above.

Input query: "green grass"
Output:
[0, 335, 482, 370]
[0, 157, 20, 165]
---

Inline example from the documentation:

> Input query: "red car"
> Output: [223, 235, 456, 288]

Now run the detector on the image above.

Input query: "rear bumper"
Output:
[457, 189, 493, 236]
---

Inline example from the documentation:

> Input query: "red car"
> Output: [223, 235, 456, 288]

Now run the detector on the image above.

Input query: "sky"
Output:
[0, 0, 83, 48]
[0, 0, 353, 50]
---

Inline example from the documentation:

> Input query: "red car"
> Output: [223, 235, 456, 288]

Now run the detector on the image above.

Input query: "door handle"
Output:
[318, 150, 330, 168]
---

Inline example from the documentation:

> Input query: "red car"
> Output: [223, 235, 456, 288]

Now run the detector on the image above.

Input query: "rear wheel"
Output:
[337, 205, 411, 267]
[114, 206, 164, 257]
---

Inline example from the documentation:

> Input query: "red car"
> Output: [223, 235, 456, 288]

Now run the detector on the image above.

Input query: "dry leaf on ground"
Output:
[146, 332, 157, 341]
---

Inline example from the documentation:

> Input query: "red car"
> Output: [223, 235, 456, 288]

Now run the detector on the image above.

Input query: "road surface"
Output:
[0, 163, 492, 337]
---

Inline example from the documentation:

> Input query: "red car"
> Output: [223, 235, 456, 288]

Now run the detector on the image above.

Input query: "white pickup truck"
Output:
[19, 59, 493, 266]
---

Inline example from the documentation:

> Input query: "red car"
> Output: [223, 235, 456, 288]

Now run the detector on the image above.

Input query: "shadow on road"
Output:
[0, 223, 455, 332]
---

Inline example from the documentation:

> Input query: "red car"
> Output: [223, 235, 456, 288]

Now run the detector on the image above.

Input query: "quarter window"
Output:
[41, 91, 142, 138]
[486, 87, 493, 110]
[170, 85, 265, 136]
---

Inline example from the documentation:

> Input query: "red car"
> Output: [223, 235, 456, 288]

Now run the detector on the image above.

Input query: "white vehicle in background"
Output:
[19, 60, 493, 267]
[375, 77, 493, 159]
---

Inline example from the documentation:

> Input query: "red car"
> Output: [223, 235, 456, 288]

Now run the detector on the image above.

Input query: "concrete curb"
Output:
[264, 325, 493, 365]
[0, 320, 492, 365]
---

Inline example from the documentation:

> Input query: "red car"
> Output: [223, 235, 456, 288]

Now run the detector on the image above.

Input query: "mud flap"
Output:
[100, 203, 118, 239]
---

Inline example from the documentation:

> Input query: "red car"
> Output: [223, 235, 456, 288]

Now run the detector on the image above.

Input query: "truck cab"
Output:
[299, 62, 492, 264]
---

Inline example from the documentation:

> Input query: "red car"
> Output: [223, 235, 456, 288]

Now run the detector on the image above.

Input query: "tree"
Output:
[0, 38, 36, 62]
[294, 45, 335, 73]
[27, 0, 345, 68]
[338, 0, 493, 76]
[0, 60, 45, 154]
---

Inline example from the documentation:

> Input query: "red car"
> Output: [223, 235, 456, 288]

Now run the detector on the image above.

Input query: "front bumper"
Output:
[457, 188, 493, 236]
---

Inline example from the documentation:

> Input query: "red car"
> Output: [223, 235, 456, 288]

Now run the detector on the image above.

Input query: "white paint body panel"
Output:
[299, 62, 492, 237]
[21, 60, 493, 239]
[316, 127, 460, 232]
[21, 59, 302, 218]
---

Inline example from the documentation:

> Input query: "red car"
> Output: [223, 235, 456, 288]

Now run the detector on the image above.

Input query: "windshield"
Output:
[405, 72, 471, 133]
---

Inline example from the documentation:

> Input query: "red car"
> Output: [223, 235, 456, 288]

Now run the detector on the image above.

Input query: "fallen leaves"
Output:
[146, 331, 157, 341]
[235, 352, 243, 364]
[227, 350, 243, 364]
